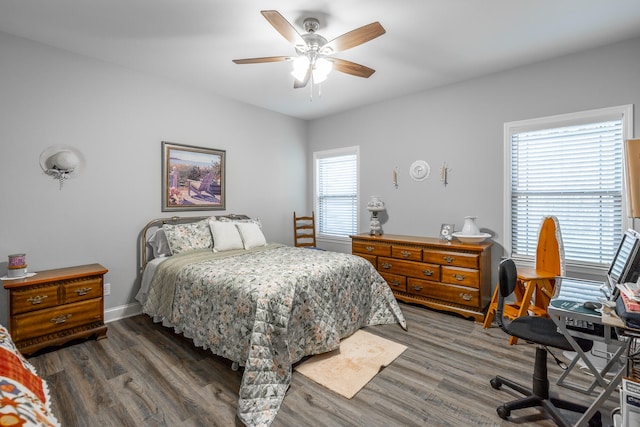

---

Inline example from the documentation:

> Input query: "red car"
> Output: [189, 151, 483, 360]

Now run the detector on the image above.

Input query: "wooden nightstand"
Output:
[3, 263, 108, 355]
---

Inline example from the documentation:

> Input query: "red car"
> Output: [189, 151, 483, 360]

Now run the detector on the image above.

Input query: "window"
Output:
[314, 146, 359, 239]
[505, 105, 633, 275]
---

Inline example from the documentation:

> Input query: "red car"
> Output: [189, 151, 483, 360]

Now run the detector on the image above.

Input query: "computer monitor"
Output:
[608, 228, 640, 287]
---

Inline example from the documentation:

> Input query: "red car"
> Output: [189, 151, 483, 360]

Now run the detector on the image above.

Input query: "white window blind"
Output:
[507, 105, 633, 271]
[315, 147, 358, 238]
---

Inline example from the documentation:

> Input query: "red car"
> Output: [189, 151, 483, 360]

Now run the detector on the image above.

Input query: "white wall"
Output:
[0, 32, 308, 320]
[309, 37, 640, 281]
[2, 31, 640, 322]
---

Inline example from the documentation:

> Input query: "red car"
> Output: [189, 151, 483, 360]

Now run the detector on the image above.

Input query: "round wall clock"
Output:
[409, 160, 430, 181]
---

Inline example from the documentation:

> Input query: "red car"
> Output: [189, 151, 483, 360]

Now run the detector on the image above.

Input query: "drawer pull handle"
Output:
[75, 287, 92, 296]
[422, 269, 434, 276]
[401, 251, 411, 258]
[443, 256, 455, 263]
[366, 246, 375, 252]
[27, 295, 48, 305]
[412, 285, 423, 291]
[459, 293, 473, 301]
[389, 280, 401, 287]
[381, 262, 392, 269]
[453, 274, 466, 281]
[50, 314, 72, 324]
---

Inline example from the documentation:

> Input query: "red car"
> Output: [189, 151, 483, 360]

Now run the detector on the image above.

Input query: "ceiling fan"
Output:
[232, 10, 385, 89]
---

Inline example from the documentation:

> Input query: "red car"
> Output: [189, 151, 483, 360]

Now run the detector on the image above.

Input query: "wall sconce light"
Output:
[39, 146, 84, 190]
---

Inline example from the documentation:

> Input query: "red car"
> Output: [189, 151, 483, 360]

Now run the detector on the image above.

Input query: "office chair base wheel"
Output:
[490, 378, 501, 390]
[587, 413, 602, 427]
[496, 405, 510, 419]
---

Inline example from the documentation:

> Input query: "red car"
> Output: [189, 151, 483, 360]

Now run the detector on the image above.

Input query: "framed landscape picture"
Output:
[161, 141, 226, 211]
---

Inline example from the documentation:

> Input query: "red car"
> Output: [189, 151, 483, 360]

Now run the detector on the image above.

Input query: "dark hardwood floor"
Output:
[28, 303, 620, 426]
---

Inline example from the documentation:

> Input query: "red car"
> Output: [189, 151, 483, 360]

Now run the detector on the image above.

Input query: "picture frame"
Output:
[440, 223, 455, 241]
[161, 141, 226, 212]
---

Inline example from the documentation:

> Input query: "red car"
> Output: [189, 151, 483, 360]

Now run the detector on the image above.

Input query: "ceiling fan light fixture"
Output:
[291, 55, 310, 81]
[234, 11, 385, 89]
[312, 57, 332, 83]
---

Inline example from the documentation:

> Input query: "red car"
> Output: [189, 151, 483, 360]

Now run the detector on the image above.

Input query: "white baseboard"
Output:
[104, 302, 142, 323]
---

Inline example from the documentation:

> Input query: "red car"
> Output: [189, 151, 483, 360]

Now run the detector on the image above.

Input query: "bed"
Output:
[0, 323, 60, 427]
[136, 215, 407, 426]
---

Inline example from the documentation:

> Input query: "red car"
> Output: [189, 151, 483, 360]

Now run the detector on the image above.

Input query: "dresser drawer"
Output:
[378, 257, 440, 281]
[11, 285, 60, 314]
[379, 272, 407, 292]
[12, 298, 103, 343]
[63, 278, 103, 304]
[391, 245, 422, 261]
[353, 253, 377, 266]
[424, 250, 479, 269]
[408, 278, 479, 307]
[353, 241, 391, 257]
[441, 266, 480, 288]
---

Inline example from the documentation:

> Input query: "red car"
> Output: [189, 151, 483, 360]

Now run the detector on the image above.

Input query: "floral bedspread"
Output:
[140, 244, 406, 426]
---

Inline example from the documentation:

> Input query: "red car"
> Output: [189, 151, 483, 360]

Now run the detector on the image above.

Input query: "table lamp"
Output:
[367, 196, 385, 235]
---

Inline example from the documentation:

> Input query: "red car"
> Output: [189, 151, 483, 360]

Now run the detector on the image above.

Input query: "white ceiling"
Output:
[2, 0, 640, 120]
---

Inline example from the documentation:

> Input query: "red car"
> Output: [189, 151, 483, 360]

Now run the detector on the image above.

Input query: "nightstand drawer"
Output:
[12, 298, 102, 342]
[424, 250, 479, 269]
[64, 278, 103, 303]
[11, 285, 60, 314]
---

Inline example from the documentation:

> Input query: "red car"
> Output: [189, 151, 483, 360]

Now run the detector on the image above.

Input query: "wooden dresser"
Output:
[3, 263, 108, 355]
[351, 234, 492, 322]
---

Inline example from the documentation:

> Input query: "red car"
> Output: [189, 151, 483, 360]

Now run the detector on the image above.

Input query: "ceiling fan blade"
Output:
[322, 22, 385, 54]
[232, 56, 291, 64]
[330, 58, 376, 78]
[261, 10, 307, 48]
[294, 66, 312, 89]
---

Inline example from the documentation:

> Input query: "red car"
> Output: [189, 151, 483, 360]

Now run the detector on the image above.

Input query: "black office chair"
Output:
[489, 259, 602, 427]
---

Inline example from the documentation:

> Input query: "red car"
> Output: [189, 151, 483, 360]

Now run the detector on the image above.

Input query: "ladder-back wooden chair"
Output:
[293, 211, 318, 248]
[483, 216, 565, 345]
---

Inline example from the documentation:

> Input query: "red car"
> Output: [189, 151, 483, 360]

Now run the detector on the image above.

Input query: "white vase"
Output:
[461, 216, 480, 235]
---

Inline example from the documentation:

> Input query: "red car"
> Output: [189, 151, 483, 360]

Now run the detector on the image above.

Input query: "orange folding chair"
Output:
[483, 216, 564, 345]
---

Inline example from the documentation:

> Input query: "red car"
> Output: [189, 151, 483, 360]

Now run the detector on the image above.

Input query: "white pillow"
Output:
[210, 220, 244, 252]
[236, 222, 267, 249]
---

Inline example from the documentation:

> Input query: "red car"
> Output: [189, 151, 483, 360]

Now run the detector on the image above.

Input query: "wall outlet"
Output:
[104, 282, 111, 296]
